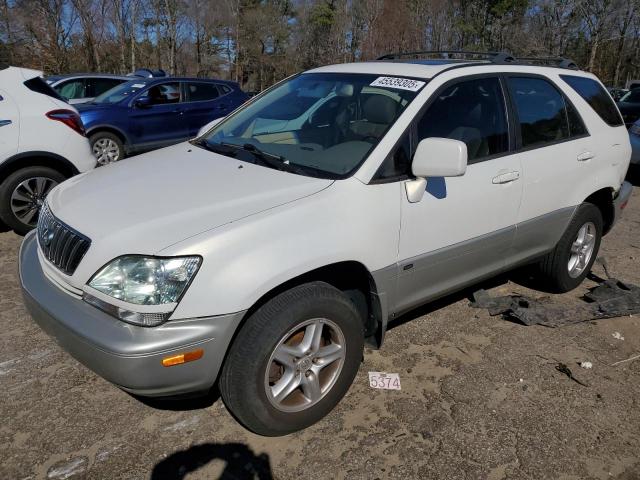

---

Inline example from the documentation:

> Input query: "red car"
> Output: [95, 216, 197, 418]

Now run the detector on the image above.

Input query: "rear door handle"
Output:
[492, 171, 520, 184]
[0, 120, 12, 127]
[577, 151, 594, 161]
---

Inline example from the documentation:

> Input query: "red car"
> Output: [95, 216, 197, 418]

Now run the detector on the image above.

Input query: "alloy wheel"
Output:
[10, 176, 58, 227]
[568, 221, 596, 278]
[92, 137, 121, 165]
[264, 318, 346, 413]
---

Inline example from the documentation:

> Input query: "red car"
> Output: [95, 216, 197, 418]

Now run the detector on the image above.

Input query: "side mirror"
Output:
[135, 97, 152, 109]
[196, 117, 225, 137]
[406, 138, 468, 203]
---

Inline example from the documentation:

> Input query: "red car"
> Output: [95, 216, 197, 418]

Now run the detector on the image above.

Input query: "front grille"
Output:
[37, 203, 91, 275]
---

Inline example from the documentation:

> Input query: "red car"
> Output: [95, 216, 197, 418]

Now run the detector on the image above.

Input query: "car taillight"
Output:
[46, 109, 86, 136]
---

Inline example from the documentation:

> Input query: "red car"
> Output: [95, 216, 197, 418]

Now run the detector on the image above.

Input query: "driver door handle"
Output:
[577, 151, 594, 162]
[492, 171, 520, 184]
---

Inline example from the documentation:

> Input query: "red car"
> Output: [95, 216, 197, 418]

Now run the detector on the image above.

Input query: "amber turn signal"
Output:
[162, 349, 204, 367]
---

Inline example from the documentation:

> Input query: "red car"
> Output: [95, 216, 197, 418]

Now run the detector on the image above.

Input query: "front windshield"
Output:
[621, 89, 640, 103]
[200, 73, 424, 178]
[92, 80, 149, 104]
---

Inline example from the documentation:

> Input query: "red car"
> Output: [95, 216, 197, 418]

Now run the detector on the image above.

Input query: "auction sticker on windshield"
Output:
[370, 77, 426, 92]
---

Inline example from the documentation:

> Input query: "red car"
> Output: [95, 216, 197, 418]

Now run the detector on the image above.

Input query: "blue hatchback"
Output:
[78, 77, 248, 164]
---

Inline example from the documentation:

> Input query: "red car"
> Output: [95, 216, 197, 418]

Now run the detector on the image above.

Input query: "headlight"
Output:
[630, 124, 640, 136]
[84, 255, 201, 326]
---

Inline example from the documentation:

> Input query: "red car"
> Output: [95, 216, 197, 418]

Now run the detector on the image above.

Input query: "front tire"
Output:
[537, 203, 603, 293]
[0, 166, 65, 235]
[219, 282, 364, 436]
[90, 132, 125, 165]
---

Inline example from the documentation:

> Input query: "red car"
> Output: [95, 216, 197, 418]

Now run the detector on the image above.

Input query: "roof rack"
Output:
[513, 56, 579, 70]
[377, 50, 514, 63]
[376, 50, 579, 70]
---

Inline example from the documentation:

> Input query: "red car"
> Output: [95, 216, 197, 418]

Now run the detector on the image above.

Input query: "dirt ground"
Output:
[1, 180, 639, 480]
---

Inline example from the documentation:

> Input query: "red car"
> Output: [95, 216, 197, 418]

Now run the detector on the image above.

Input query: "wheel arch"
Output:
[235, 261, 385, 350]
[86, 125, 129, 146]
[0, 151, 78, 182]
[584, 187, 615, 235]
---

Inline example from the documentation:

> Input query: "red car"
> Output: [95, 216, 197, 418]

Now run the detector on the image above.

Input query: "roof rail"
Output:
[377, 50, 515, 63]
[512, 56, 579, 70]
[376, 50, 579, 70]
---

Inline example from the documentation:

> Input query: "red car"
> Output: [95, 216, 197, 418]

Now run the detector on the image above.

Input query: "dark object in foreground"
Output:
[471, 263, 640, 327]
[555, 363, 589, 387]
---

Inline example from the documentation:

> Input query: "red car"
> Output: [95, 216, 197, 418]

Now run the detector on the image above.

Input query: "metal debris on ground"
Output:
[580, 361, 593, 369]
[470, 258, 640, 327]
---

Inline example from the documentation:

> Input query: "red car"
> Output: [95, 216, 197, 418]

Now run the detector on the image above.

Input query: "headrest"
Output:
[363, 95, 399, 124]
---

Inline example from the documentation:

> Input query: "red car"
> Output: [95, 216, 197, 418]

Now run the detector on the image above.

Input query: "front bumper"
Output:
[19, 232, 245, 397]
[613, 181, 633, 227]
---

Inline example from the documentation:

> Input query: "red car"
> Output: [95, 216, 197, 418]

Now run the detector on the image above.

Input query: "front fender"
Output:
[162, 178, 402, 320]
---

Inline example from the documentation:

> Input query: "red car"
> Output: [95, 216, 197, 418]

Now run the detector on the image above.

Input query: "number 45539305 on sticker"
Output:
[368, 372, 401, 390]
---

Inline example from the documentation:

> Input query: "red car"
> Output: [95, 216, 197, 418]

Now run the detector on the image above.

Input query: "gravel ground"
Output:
[1, 181, 639, 480]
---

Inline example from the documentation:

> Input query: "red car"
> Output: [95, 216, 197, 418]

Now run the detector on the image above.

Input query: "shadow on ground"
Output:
[134, 387, 221, 411]
[151, 442, 273, 480]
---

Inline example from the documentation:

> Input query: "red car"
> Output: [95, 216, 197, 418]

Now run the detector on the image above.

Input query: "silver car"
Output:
[46, 74, 131, 105]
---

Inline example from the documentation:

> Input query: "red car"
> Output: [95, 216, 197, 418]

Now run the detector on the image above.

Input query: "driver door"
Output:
[128, 81, 188, 151]
[395, 75, 523, 314]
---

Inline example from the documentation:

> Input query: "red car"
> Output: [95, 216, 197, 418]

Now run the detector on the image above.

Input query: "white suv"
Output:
[0, 66, 95, 234]
[20, 53, 632, 436]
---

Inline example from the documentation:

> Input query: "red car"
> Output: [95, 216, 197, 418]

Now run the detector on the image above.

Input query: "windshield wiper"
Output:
[219, 142, 299, 173]
[191, 138, 238, 156]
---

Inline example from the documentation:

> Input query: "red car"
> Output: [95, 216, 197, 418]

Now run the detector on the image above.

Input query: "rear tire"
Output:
[0, 166, 65, 235]
[219, 282, 364, 436]
[90, 132, 125, 165]
[536, 203, 603, 293]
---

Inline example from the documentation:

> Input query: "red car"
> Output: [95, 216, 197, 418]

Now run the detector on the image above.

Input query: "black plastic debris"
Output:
[470, 258, 640, 327]
[555, 363, 589, 387]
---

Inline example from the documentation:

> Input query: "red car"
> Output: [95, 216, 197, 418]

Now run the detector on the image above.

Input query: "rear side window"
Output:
[56, 79, 86, 100]
[417, 76, 509, 162]
[560, 75, 624, 127]
[508, 77, 573, 148]
[219, 84, 232, 95]
[186, 82, 220, 102]
[24, 77, 66, 102]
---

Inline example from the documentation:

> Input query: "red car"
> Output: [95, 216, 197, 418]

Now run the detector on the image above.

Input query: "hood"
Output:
[47, 142, 333, 256]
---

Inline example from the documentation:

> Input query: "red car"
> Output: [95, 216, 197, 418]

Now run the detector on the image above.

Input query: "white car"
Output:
[20, 53, 632, 436]
[0, 66, 95, 234]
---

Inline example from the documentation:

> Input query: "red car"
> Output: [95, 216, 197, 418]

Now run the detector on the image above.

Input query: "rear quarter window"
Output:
[560, 75, 624, 127]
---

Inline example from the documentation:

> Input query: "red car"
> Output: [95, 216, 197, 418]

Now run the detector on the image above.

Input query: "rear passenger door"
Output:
[183, 82, 227, 136]
[505, 75, 593, 264]
[395, 75, 523, 314]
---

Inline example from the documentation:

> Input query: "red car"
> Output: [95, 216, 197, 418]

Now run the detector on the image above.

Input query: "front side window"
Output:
[186, 82, 220, 102]
[93, 80, 149, 104]
[508, 77, 571, 148]
[417, 77, 509, 162]
[199, 73, 422, 178]
[56, 79, 86, 100]
[561, 75, 624, 126]
[620, 89, 640, 103]
[140, 82, 181, 105]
